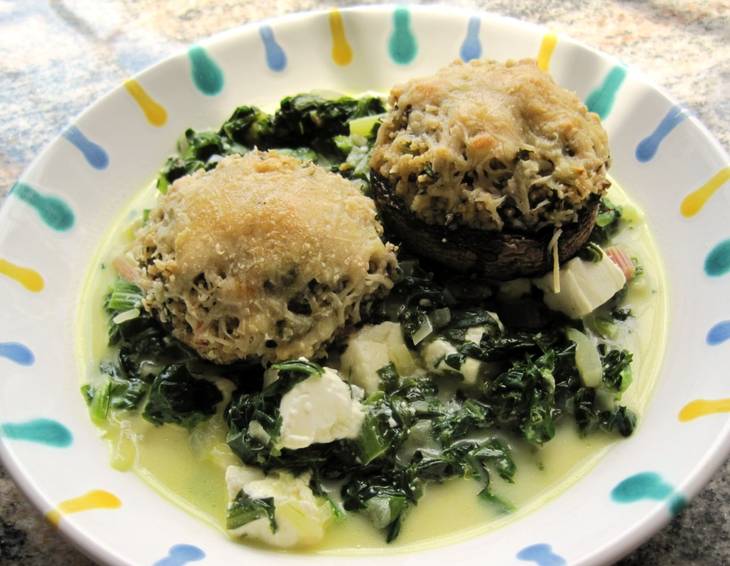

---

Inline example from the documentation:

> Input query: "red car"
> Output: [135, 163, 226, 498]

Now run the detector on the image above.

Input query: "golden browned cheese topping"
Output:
[371, 59, 611, 232]
[129, 151, 397, 364]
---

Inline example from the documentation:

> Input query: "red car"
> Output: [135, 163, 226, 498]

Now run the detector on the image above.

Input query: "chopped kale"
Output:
[102, 360, 148, 410]
[223, 360, 518, 540]
[481, 350, 558, 445]
[589, 198, 623, 245]
[219, 105, 273, 146]
[601, 348, 633, 392]
[155, 93, 385, 192]
[611, 307, 632, 321]
[342, 469, 420, 542]
[143, 364, 223, 429]
[573, 388, 636, 437]
[578, 241, 604, 262]
[104, 279, 144, 344]
[226, 490, 278, 532]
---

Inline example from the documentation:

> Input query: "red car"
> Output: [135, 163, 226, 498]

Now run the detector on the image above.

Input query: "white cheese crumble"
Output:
[225, 465, 331, 547]
[340, 322, 416, 393]
[535, 254, 626, 319]
[464, 326, 485, 345]
[279, 367, 365, 450]
[420, 335, 484, 385]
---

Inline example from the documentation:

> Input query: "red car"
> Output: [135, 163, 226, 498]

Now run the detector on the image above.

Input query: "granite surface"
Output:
[1, 0, 728, 564]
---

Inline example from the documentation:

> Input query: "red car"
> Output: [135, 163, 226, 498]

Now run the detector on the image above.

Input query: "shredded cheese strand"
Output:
[547, 228, 562, 294]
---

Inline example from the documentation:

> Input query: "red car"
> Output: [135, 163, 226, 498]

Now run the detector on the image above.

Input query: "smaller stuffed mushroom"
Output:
[128, 151, 397, 364]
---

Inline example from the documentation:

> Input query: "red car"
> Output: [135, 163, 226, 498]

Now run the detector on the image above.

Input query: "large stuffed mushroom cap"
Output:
[370, 59, 609, 278]
[129, 151, 397, 364]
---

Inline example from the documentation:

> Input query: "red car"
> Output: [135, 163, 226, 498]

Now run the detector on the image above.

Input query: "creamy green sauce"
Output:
[76, 181, 667, 553]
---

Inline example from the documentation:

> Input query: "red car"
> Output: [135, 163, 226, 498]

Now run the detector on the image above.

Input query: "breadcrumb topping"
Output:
[371, 59, 611, 232]
[130, 151, 397, 364]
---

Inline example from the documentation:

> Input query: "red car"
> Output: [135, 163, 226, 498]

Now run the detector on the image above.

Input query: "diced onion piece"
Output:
[112, 308, 141, 325]
[349, 114, 385, 137]
[411, 316, 433, 345]
[565, 328, 603, 387]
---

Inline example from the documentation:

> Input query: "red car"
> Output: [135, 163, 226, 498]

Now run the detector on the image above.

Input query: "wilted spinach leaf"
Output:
[143, 364, 223, 429]
[226, 490, 278, 532]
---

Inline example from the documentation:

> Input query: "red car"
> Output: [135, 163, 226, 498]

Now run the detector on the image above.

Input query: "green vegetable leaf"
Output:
[601, 348, 633, 392]
[143, 364, 222, 429]
[180, 128, 225, 161]
[220, 105, 273, 147]
[226, 490, 278, 532]
[578, 241, 604, 262]
[590, 198, 623, 244]
[270, 359, 323, 378]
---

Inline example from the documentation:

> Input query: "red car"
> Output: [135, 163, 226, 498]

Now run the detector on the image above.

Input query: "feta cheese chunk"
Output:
[464, 326, 486, 345]
[535, 254, 626, 319]
[460, 358, 482, 385]
[279, 367, 365, 450]
[421, 338, 458, 372]
[420, 337, 484, 385]
[340, 322, 416, 393]
[225, 465, 331, 547]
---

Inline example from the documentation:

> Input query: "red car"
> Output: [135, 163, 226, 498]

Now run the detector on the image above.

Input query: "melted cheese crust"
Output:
[371, 59, 611, 232]
[130, 151, 397, 364]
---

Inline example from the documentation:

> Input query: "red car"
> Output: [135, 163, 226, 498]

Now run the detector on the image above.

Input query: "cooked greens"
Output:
[143, 364, 222, 429]
[83, 279, 223, 428]
[225, 362, 516, 541]
[157, 93, 385, 192]
[227, 491, 278, 532]
[85, 91, 647, 546]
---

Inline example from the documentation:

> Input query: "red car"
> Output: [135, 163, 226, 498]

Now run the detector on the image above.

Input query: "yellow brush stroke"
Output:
[329, 10, 353, 66]
[124, 80, 168, 127]
[679, 398, 730, 422]
[680, 167, 730, 217]
[46, 490, 121, 526]
[0, 259, 44, 292]
[537, 32, 557, 72]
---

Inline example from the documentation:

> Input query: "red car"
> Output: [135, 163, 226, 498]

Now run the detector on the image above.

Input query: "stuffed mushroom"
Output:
[128, 151, 397, 364]
[370, 58, 610, 279]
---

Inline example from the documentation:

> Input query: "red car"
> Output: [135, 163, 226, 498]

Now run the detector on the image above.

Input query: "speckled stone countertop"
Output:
[1, 1, 728, 564]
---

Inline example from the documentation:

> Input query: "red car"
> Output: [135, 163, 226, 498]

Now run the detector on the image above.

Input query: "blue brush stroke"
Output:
[460, 16, 481, 62]
[63, 126, 109, 170]
[517, 543, 567, 566]
[389, 6, 417, 65]
[707, 321, 730, 345]
[259, 25, 287, 72]
[0, 343, 35, 366]
[153, 544, 205, 566]
[635, 106, 687, 162]
[669, 494, 687, 515]
[612, 472, 673, 502]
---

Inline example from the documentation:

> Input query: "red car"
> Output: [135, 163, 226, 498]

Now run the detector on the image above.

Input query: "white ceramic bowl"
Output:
[1, 5, 729, 565]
